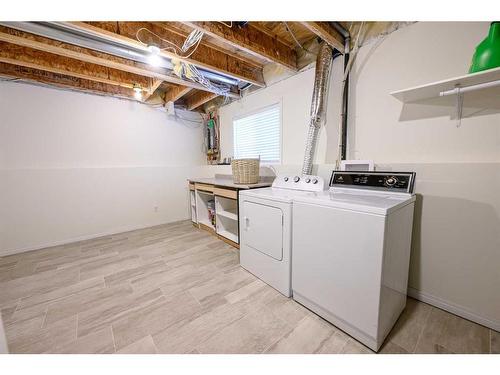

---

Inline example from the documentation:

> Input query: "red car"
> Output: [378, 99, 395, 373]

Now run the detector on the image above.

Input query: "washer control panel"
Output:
[330, 171, 416, 193]
[272, 174, 325, 191]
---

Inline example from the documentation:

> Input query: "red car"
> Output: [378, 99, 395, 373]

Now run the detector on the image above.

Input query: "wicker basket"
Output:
[231, 158, 260, 184]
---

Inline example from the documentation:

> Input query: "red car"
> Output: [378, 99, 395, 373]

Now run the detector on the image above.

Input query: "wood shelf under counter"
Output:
[187, 175, 273, 249]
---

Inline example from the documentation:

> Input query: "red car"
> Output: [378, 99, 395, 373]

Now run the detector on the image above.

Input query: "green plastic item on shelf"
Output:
[469, 22, 500, 73]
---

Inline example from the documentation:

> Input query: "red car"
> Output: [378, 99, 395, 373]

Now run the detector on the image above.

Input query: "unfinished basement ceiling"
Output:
[0, 21, 405, 111]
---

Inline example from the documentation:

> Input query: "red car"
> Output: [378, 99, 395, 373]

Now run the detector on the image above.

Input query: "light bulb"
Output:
[147, 45, 162, 67]
[133, 84, 143, 100]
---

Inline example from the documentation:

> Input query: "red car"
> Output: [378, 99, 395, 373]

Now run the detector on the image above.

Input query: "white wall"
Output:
[345, 21, 500, 330]
[219, 22, 500, 330]
[0, 82, 206, 255]
[219, 58, 343, 169]
[346, 21, 499, 163]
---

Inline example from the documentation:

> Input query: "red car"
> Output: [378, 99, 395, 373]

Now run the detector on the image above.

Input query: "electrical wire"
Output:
[182, 31, 204, 58]
[0, 77, 20, 82]
[217, 21, 233, 28]
[135, 28, 204, 58]
[136, 26, 231, 97]
[174, 112, 204, 127]
[179, 63, 231, 96]
[283, 22, 314, 54]
[135, 28, 181, 54]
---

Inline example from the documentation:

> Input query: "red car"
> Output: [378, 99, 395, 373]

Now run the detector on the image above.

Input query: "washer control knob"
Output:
[312, 178, 318, 184]
[305, 178, 311, 183]
[284, 176, 289, 182]
[293, 176, 300, 183]
[386, 176, 397, 186]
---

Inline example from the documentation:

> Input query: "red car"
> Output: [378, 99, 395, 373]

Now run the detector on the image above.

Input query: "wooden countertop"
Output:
[188, 174, 274, 190]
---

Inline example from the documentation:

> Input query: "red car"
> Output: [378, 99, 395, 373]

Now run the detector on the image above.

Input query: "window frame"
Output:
[232, 101, 283, 165]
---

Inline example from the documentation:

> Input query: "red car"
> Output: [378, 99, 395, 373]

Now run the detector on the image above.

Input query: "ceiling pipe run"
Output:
[0, 21, 240, 87]
[331, 22, 350, 162]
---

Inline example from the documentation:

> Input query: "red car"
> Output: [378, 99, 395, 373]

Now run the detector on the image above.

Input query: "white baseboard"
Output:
[0, 218, 188, 257]
[408, 287, 500, 332]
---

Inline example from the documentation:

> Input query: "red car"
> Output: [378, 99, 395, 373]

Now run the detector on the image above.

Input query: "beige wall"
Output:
[219, 22, 500, 330]
[0, 82, 206, 255]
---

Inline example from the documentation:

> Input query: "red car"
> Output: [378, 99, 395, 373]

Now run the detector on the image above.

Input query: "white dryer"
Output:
[239, 175, 325, 297]
[292, 171, 416, 351]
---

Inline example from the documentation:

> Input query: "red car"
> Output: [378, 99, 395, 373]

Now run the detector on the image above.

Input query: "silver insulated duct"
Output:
[301, 42, 333, 175]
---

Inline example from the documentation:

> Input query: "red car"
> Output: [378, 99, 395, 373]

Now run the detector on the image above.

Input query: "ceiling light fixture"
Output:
[133, 83, 143, 100]
[147, 45, 163, 67]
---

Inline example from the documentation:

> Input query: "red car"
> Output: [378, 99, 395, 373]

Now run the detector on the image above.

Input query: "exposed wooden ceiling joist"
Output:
[300, 22, 345, 52]
[0, 62, 136, 99]
[164, 84, 192, 103]
[153, 22, 266, 68]
[71, 22, 265, 87]
[182, 22, 298, 71]
[162, 22, 269, 67]
[0, 40, 152, 91]
[0, 26, 238, 98]
[186, 90, 218, 111]
[143, 79, 163, 101]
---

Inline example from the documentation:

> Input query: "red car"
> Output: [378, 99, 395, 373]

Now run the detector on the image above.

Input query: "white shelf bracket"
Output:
[455, 86, 463, 128]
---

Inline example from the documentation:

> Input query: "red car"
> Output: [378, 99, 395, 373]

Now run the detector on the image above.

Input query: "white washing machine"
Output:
[292, 171, 416, 351]
[239, 174, 325, 297]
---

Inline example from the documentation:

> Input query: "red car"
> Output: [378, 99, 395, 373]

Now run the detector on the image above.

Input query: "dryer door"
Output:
[242, 201, 283, 260]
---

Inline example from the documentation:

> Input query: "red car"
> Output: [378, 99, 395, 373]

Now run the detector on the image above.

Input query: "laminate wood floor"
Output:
[0, 220, 497, 354]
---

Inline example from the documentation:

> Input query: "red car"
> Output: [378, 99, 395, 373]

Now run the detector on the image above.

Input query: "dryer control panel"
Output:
[329, 171, 416, 193]
[272, 174, 326, 192]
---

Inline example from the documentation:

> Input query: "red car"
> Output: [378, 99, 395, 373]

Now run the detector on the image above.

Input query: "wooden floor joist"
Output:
[0, 62, 136, 99]
[186, 90, 218, 111]
[143, 79, 163, 100]
[164, 85, 192, 103]
[300, 22, 345, 52]
[70, 22, 265, 87]
[182, 22, 298, 71]
[0, 27, 239, 98]
[0, 40, 151, 91]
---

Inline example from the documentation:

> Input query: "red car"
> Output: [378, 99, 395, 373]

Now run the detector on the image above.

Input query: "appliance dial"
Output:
[312, 178, 318, 184]
[385, 176, 398, 186]
[284, 176, 289, 182]
[293, 176, 300, 183]
[305, 178, 311, 183]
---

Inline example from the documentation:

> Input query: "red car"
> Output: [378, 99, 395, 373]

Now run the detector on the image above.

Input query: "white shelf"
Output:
[190, 190, 197, 223]
[390, 67, 500, 109]
[216, 209, 238, 221]
[217, 229, 238, 243]
[195, 189, 215, 230]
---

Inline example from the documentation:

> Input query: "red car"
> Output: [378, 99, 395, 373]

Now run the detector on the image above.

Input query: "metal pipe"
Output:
[440, 80, 500, 96]
[329, 22, 351, 162]
[301, 42, 334, 175]
[330, 22, 350, 40]
[340, 35, 351, 161]
[50, 22, 240, 86]
[0, 21, 240, 87]
[0, 21, 170, 69]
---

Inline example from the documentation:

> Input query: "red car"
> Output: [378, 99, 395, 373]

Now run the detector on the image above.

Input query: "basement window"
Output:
[233, 103, 281, 164]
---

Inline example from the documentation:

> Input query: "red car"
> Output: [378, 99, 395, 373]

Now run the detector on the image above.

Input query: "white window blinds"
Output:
[233, 104, 281, 163]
